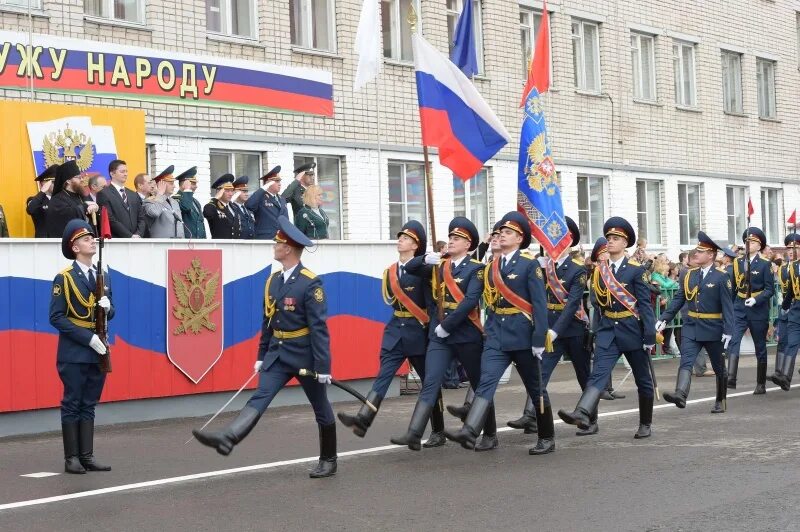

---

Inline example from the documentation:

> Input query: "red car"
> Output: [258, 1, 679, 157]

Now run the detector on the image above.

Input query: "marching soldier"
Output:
[656, 232, 735, 413]
[50, 219, 114, 474]
[193, 216, 338, 478]
[246, 166, 288, 239]
[27, 164, 57, 238]
[772, 233, 800, 391]
[726, 227, 774, 394]
[771, 233, 800, 384]
[558, 217, 657, 439]
[444, 212, 550, 455]
[231, 176, 255, 240]
[203, 174, 240, 239]
[337, 221, 445, 443]
[175, 167, 206, 239]
[143, 166, 185, 239]
[391, 217, 498, 451]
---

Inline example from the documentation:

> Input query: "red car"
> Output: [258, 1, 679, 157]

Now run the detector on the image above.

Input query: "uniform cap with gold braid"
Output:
[498, 211, 532, 250]
[35, 164, 58, 182]
[211, 173, 235, 190]
[741, 227, 766, 251]
[233, 176, 250, 191]
[490, 219, 502, 236]
[448, 216, 479, 252]
[274, 215, 313, 248]
[591, 236, 608, 262]
[153, 165, 175, 183]
[603, 216, 635, 248]
[397, 220, 427, 256]
[261, 165, 281, 183]
[696, 231, 736, 258]
[784, 233, 800, 248]
[176, 166, 198, 184]
[62, 219, 96, 260]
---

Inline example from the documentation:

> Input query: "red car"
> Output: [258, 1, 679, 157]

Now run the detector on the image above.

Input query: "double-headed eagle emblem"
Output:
[172, 259, 221, 335]
[42, 124, 94, 170]
[525, 133, 559, 196]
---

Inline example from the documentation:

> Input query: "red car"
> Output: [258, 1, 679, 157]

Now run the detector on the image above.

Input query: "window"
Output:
[678, 183, 701, 246]
[2, 0, 42, 8]
[145, 144, 156, 176]
[388, 161, 427, 237]
[572, 19, 601, 92]
[761, 188, 782, 244]
[577, 175, 604, 244]
[519, 7, 543, 78]
[756, 58, 777, 119]
[726, 186, 747, 245]
[293, 155, 344, 239]
[636, 180, 662, 245]
[209, 150, 262, 193]
[453, 169, 489, 236]
[447, 0, 484, 74]
[673, 41, 696, 107]
[382, 0, 418, 62]
[721, 51, 743, 114]
[630, 33, 656, 101]
[84, 0, 144, 23]
[290, 0, 336, 52]
[797, 13, 800, 67]
[206, 0, 256, 38]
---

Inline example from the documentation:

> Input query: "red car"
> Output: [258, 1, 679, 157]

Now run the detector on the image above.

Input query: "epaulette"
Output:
[300, 268, 317, 280]
[59, 267, 71, 275]
[520, 251, 534, 259]
[628, 259, 641, 267]
[572, 258, 585, 266]
[470, 258, 482, 265]
[687, 266, 699, 272]
[716, 267, 726, 273]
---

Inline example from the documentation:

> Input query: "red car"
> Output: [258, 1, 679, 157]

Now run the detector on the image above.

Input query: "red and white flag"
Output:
[788, 209, 796, 226]
[747, 198, 754, 218]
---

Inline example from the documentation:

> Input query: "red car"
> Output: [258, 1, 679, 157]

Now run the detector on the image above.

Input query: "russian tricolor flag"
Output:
[412, 34, 511, 181]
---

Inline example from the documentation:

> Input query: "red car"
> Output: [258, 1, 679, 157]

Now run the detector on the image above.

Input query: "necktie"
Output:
[701, 269, 706, 281]
[451, 260, 456, 272]
[399, 265, 405, 280]
[611, 263, 617, 275]
[119, 187, 129, 209]
[87, 268, 97, 291]
[501, 257, 507, 271]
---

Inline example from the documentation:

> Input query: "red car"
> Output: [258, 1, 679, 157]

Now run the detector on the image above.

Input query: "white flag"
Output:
[353, 0, 381, 91]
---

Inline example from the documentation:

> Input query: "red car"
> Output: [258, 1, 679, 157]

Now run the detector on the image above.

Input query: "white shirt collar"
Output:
[75, 261, 95, 277]
[138, 192, 146, 200]
[113, 183, 125, 193]
[283, 264, 299, 282]
[556, 255, 568, 268]
[451, 255, 468, 268]
[501, 250, 517, 264]
[610, 256, 625, 271]
[700, 264, 712, 277]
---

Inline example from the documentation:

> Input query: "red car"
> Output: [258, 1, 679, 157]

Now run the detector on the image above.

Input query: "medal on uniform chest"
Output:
[283, 297, 296, 311]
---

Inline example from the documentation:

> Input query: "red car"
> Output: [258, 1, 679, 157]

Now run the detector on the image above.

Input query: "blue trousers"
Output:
[58, 362, 106, 423]
[727, 315, 769, 363]
[372, 345, 427, 400]
[540, 335, 591, 406]
[477, 347, 543, 404]
[679, 337, 725, 376]
[246, 359, 335, 426]
[776, 317, 788, 353]
[782, 321, 800, 362]
[586, 342, 654, 398]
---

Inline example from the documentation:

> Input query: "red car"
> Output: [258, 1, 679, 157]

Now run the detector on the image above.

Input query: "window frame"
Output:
[720, 50, 744, 114]
[209, 149, 263, 194]
[293, 154, 345, 240]
[388, 161, 428, 237]
[630, 32, 657, 102]
[635, 179, 662, 246]
[453, 168, 490, 237]
[84, 0, 146, 24]
[756, 57, 777, 119]
[206, 0, 257, 39]
[446, 0, 485, 75]
[677, 182, 702, 246]
[672, 40, 697, 107]
[760, 187, 782, 245]
[576, 174, 605, 244]
[382, 0, 420, 62]
[290, 0, 337, 52]
[572, 18, 601, 93]
[726, 185, 748, 245]
[1, 0, 43, 9]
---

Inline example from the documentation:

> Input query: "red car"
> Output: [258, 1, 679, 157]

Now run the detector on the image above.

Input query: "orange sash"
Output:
[442, 258, 484, 333]
[546, 259, 588, 323]
[388, 263, 429, 325]
[491, 258, 532, 318]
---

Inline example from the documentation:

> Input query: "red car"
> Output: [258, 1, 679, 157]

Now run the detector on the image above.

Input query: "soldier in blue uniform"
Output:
[175, 167, 206, 239]
[444, 212, 551, 455]
[559, 217, 656, 439]
[231, 176, 256, 240]
[771, 233, 799, 385]
[726, 227, 774, 394]
[246, 165, 289, 239]
[772, 233, 800, 391]
[50, 219, 114, 474]
[391, 217, 498, 451]
[337, 221, 445, 443]
[203, 174, 240, 239]
[193, 216, 338, 478]
[656, 232, 735, 413]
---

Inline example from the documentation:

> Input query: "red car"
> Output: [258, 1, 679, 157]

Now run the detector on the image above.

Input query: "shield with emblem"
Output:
[167, 249, 224, 383]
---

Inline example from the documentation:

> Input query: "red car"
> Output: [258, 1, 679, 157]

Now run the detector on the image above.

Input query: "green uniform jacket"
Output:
[295, 205, 329, 239]
[176, 190, 207, 239]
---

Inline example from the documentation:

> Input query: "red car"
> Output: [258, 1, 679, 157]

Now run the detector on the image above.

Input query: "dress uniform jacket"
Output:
[49, 262, 115, 364]
[779, 261, 800, 326]
[660, 267, 733, 342]
[143, 195, 185, 238]
[546, 257, 588, 339]
[728, 255, 775, 320]
[380, 264, 432, 357]
[231, 202, 255, 240]
[176, 190, 206, 239]
[282, 180, 306, 218]
[295, 206, 330, 239]
[26, 192, 50, 238]
[245, 189, 288, 239]
[46, 190, 88, 238]
[203, 199, 240, 239]
[258, 264, 331, 375]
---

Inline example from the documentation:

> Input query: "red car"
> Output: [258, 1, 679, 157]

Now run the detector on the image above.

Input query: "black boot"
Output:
[78, 419, 111, 471]
[727, 353, 739, 389]
[711, 374, 727, 414]
[390, 401, 432, 451]
[529, 405, 555, 455]
[443, 396, 490, 450]
[423, 393, 447, 448]
[309, 423, 337, 478]
[753, 361, 767, 395]
[575, 411, 599, 436]
[446, 387, 474, 422]
[663, 369, 692, 409]
[337, 391, 382, 438]
[769, 352, 786, 381]
[193, 406, 260, 456]
[506, 395, 538, 434]
[62, 422, 86, 474]
[774, 355, 795, 391]
[634, 394, 653, 439]
[558, 386, 602, 430]
[474, 432, 499, 452]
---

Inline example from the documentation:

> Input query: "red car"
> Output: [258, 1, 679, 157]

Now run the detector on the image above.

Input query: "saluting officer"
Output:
[559, 217, 657, 439]
[656, 232, 735, 413]
[246, 166, 288, 239]
[203, 174, 240, 239]
[771, 233, 800, 384]
[27, 164, 58, 238]
[283, 162, 316, 218]
[726, 227, 774, 394]
[772, 233, 800, 391]
[337, 221, 445, 442]
[50, 219, 114, 474]
[391, 217, 498, 451]
[174, 167, 207, 239]
[230, 176, 256, 240]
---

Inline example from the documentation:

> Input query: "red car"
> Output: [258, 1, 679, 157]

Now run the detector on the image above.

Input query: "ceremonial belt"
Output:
[688, 311, 722, 319]
[547, 303, 565, 311]
[388, 263, 429, 325]
[68, 317, 95, 329]
[273, 327, 310, 339]
[545, 259, 588, 323]
[490, 258, 532, 321]
[494, 307, 522, 315]
[603, 310, 635, 319]
[394, 310, 414, 318]
[442, 259, 483, 333]
[598, 261, 639, 318]
[737, 290, 763, 299]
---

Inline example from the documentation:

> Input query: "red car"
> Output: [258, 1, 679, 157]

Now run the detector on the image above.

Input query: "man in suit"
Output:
[27, 164, 58, 238]
[46, 161, 99, 238]
[203, 174, 240, 239]
[246, 166, 288, 239]
[230, 176, 255, 240]
[96, 159, 145, 238]
[282, 162, 316, 218]
[143, 166, 184, 239]
[50, 219, 114, 474]
[175, 167, 206, 239]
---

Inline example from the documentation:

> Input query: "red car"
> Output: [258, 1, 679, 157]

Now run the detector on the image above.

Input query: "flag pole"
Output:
[374, 78, 385, 239]
[746, 198, 752, 299]
[422, 145, 437, 246]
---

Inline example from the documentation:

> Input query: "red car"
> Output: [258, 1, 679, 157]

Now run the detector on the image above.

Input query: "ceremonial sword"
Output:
[184, 370, 259, 445]
[298, 369, 378, 412]
[646, 346, 660, 401]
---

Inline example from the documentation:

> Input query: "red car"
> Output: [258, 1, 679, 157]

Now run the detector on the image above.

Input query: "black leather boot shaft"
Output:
[664, 369, 692, 408]
[309, 423, 338, 478]
[62, 422, 86, 474]
[193, 405, 261, 456]
[771, 352, 786, 378]
[753, 361, 767, 394]
[444, 396, 490, 450]
[634, 394, 653, 439]
[711, 374, 727, 413]
[78, 419, 111, 471]
[390, 401, 433, 451]
[727, 353, 739, 388]
[337, 391, 382, 437]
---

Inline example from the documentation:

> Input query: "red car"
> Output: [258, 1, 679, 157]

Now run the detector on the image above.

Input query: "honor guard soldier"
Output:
[246, 165, 289, 239]
[726, 227, 774, 394]
[771, 233, 800, 385]
[231, 176, 256, 240]
[445, 212, 550, 454]
[175, 167, 207, 239]
[772, 233, 800, 391]
[50, 220, 114, 474]
[338, 221, 445, 441]
[27, 164, 57, 238]
[203, 174, 241, 239]
[656, 232, 735, 413]
[559, 218, 657, 439]
[193, 216, 338, 478]
[392, 217, 498, 451]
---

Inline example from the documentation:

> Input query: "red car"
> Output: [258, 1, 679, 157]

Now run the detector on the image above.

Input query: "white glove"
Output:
[89, 334, 107, 355]
[531, 347, 544, 359]
[655, 320, 666, 332]
[317, 373, 332, 384]
[643, 344, 655, 352]
[781, 309, 789, 316]
[722, 334, 732, 349]
[97, 296, 111, 311]
[425, 252, 442, 265]
[253, 360, 263, 372]
[547, 329, 558, 343]
[744, 297, 756, 307]
[435, 324, 450, 338]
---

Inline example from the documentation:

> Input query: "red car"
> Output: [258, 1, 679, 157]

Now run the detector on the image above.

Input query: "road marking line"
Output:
[19, 473, 60, 479]
[1, 383, 796, 512]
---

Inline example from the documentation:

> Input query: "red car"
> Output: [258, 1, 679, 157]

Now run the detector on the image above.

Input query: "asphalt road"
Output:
[1, 355, 798, 532]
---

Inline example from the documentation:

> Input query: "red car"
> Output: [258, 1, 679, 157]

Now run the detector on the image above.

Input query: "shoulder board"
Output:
[470, 259, 482, 265]
[628, 259, 641, 267]
[572, 258, 585, 266]
[716, 267, 726, 273]
[60, 267, 72, 275]
[300, 268, 317, 280]
[688, 267, 699, 272]
[520, 251, 534, 259]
